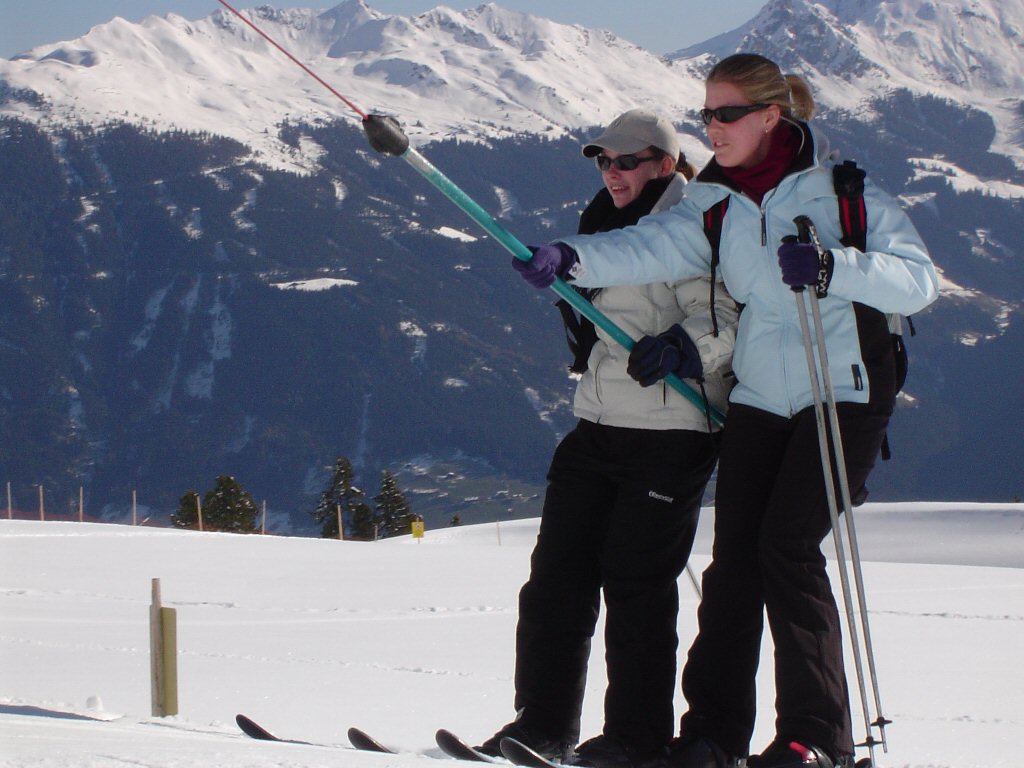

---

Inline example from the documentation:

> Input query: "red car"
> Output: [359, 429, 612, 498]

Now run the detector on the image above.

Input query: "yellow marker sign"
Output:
[411, 521, 425, 539]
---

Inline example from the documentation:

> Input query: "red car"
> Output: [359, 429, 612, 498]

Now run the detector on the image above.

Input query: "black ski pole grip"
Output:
[793, 214, 814, 244]
[781, 234, 806, 294]
[362, 114, 410, 156]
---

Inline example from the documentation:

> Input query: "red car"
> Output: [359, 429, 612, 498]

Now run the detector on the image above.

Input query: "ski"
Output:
[236, 714, 396, 753]
[436, 729, 504, 763]
[238, 714, 505, 762]
[349, 726, 398, 754]
[236, 713, 316, 745]
[499, 737, 564, 768]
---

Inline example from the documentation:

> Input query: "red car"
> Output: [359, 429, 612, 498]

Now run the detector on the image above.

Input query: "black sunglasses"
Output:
[699, 103, 770, 125]
[594, 153, 659, 172]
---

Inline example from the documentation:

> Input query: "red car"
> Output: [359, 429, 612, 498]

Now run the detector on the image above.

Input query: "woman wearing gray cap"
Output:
[471, 109, 739, 768]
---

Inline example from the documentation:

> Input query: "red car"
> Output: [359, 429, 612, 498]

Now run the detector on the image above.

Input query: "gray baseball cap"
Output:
[582, 108, 681, 159]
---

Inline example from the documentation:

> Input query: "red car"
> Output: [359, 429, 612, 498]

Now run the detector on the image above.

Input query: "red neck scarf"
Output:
[719, 124, 801, 205]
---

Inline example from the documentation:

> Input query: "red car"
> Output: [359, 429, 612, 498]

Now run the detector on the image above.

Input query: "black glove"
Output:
[778, 238, 834, 297]
[627, 324, 703, 387]
[777, 240, 820, 286]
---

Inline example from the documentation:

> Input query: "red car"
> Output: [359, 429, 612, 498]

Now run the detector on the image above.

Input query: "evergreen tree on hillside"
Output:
[203, 475, 259, 533]
[350, 502, 377, 542]
[170, 476, 258, 533]
[313, 457, 373, 540]
[170, 489, 202, 530]
[375, 469, 415, 538]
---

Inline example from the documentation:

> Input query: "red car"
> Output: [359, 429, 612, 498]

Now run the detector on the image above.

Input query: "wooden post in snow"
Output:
[336, 503, 343, 540]
[6, 481, 11, 519]
[78, 486, 84, 522]
[195, 494, 203, 532]
[261, 499, 267, 534]
[38, 485, 44, 521]
[150, 578, 179, 716]
[132, 490, 137, 526]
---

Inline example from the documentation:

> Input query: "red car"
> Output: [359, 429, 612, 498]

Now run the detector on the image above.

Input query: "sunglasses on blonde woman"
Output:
[594, 153, 659, 172]
[699, 103, 770, 125]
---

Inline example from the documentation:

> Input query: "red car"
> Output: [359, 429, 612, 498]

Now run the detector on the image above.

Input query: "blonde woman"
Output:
[514, 55, 938, 768]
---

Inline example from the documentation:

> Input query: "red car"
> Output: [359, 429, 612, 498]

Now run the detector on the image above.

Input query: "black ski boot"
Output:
[566, 734, 666, 768]
[665, 736, 742, 768]
[477, 721, 575, 762]
[746, 738, 855, 768]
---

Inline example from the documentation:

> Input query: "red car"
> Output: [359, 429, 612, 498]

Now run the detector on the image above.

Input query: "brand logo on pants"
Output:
[648, 490, 674, 504]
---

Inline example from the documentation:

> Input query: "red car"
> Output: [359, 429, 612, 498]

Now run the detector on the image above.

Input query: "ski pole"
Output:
[213, 0, 723, 428]
[684, 562, 702, 600]
[788, 261, 880, 766]
[793, 216, 891, 753]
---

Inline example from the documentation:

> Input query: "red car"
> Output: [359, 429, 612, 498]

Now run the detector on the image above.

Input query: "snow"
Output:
[3, 504, 1018, 768]
[909, 158, 1024, 200]
[2, 0, 1021, 182]
[271, 276, 360, 291]
[434, 226, 478, 242]
[0, 2, 709, 171]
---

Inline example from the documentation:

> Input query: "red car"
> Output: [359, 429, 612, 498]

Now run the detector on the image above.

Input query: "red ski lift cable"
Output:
[215, 0, 368, 120]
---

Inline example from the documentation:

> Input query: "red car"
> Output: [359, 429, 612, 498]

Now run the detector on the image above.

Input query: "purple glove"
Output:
[777, 240, 821, 287]
[627, 324, 703, 387]
[513, 243, 578, 290]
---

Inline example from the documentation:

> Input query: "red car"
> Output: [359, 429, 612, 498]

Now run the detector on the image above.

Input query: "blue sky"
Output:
[0, 0, 768, 59]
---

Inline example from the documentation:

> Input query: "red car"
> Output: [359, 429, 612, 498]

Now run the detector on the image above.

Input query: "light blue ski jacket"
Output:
[561, 124, 939, 418]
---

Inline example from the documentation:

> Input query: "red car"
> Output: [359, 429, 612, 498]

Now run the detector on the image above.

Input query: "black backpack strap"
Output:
[703, 197, 730, 337]
[834, 160, 913, 462]
[833, 160, 867, 252]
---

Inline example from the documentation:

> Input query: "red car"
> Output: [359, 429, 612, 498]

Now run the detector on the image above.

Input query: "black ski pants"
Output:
[513, 418, 719, 752]
[678, 401, 891, 760]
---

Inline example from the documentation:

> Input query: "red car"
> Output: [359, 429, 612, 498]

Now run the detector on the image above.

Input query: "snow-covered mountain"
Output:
[672, 0, 1024, 161]
[1, 1, 709, 169]
[1, 0, 1022, 520]
[3, 0, 1023, 172]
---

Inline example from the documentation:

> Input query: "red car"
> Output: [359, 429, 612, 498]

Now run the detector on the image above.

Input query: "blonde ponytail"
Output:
[784, 74, 816, 121]
[707, 54, 817, 122]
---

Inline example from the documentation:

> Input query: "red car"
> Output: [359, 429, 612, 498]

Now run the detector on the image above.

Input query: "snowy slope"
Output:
[1, 504, 1023, 767]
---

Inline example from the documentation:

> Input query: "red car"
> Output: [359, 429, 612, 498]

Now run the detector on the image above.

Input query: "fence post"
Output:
[78, 486, 84, 522]
[132, 490, 137, 526]
[150, 578, 179, 716]
[6, 481, 10, 519]
[195, 495, 203, 532]
[38, 485, 44, 521]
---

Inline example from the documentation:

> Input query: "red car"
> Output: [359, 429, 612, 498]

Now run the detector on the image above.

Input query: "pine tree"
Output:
[170, 489, 202, 529]
[374, 469, 415, 538]
[313, 457, 373, 540]
[350, 501, 377, 542]
[169, 477, 257, 533]
[202, 475, 259, 533]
